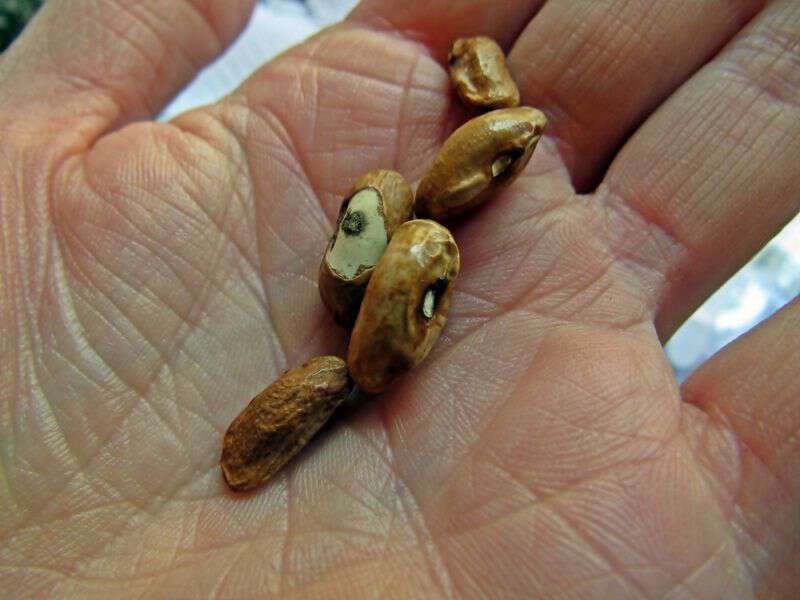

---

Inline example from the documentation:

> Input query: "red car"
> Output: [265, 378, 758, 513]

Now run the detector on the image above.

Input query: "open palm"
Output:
[1, 0, 799, 597]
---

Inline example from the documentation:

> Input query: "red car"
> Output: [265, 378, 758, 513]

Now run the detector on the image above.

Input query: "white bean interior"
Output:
[422, 290, 436, 319]
[491, 154, 515, 177]
[327, 188, 388, 279]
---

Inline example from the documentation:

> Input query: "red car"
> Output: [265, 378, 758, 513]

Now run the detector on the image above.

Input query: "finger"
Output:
[683, 296, 800, 495]
[349, 0, 546, 58]
[600, 0, 800, 338]
[682, 298, 800, 591]
[507, 0, 763, 190]
[0, 0, 254, 136]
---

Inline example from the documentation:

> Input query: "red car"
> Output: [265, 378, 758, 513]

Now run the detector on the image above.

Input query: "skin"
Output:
[0, 0, 799, 597]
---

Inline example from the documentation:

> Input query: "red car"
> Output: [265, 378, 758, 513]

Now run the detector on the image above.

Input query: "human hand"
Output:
[1, 0, 798, 597]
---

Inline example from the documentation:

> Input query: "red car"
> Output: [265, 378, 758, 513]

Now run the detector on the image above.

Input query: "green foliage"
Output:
[0, 0, 43, 52]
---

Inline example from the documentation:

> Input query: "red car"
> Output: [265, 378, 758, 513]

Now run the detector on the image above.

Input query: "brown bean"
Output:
[221, 356, 352, 491]
[319, 170, 414, 327]
[348, 220, 460, 393]
[449, 36, 520, 110]
[414, 107, 547, 220]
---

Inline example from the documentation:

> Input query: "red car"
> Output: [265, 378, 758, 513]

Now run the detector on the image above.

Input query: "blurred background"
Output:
[0, 0, 41, 51]
[3, 0, 798, 381]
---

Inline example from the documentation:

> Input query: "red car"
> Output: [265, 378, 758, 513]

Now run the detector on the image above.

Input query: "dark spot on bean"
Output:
[342, 211, 366, 236]
[422, 277, 450, 319]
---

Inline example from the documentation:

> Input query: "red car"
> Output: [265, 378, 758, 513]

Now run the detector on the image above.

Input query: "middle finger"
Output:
[508, 0, 763, 190]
